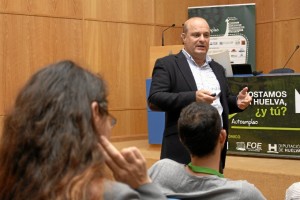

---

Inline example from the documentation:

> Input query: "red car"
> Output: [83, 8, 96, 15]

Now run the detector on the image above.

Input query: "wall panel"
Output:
[228, 0, 273, 23]
[0, 0, 83, 18]
[0, 116, 3, 138]
[155, 0, 188, 26]
[0, 15, 4, 115]
[155, 0, 230, 26]
[2, 14, 83, 112]
[153, 26, 183, 47]
[84, 20, 155, 110]
[274, 0, 300, 21]
[84, 0, 154, 24]
[110, 110, 147, 138]
[187, 0, 229, 7]
[256, 23, 273, 73]
[273, 19, 300, 72]
[0, 74, 3, 114]
[253, 0, 274, 23]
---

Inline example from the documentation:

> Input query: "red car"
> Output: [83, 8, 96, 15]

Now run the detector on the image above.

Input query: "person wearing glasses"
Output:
[148, 102, 266, 200]
[0, 60, 166, 200]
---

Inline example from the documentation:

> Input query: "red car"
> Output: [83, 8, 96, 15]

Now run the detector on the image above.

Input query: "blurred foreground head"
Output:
[0, 60, 110, 200]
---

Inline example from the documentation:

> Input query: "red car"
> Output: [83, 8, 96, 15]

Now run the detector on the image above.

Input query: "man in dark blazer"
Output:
[148, 17, 252, 172]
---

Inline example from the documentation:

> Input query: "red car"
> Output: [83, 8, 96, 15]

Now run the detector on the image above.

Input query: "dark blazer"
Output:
[148, 51, 243, 168]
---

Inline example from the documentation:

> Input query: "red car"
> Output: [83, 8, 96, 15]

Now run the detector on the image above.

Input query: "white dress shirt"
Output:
[182, 49, 223, 126]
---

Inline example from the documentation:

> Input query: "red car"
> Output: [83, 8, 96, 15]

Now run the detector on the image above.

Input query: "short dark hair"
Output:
[178, 102, 221, 157]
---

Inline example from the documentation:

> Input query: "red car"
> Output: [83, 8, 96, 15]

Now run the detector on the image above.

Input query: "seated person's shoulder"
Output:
[286, 182, 300, 200]
[230, 180, 266, 200]
[148, 159, 183, 177]
[150, 158, 181, 170]
[103, 179, 166, 200]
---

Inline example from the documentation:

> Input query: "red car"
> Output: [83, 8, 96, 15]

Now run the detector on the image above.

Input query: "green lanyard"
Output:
[187, 162, 224, 178]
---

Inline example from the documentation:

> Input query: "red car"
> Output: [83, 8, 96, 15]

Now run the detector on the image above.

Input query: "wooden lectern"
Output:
[148, 45, 183, 77]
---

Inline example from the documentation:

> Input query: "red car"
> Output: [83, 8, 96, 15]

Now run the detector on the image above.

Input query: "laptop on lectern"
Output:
[231, 64, 253, 75]
[209, 50, 233, 77]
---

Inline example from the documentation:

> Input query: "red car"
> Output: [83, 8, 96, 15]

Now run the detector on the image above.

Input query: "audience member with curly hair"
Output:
[0, 60, 166, 200]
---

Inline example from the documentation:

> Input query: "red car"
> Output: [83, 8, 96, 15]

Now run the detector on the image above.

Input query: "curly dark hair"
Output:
[0, 60, 107, 200]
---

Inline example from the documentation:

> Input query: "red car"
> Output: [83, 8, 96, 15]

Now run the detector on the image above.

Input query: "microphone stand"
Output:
[283, 45, 299, 69]
[269, 45, 299, 73]
[162, 24, 175, 46]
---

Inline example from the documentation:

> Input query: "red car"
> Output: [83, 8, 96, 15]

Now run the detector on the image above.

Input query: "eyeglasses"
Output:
[108, 114, 117, 127]
[97, 101, 117, 127]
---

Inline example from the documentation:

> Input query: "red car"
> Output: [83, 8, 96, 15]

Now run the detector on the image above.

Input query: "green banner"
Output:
[188, 4, 256, 70]
[227, 75, 300, 159]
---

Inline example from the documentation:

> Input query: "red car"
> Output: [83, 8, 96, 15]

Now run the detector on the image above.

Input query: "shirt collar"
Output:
[182, 49, 212, 67]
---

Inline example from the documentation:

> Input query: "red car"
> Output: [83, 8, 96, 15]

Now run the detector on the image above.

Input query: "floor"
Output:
[112, 139, 300, 200]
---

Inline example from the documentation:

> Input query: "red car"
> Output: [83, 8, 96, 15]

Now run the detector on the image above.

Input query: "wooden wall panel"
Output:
[84, 0, 154, 24]
[109, 110, 148, 138]
[0, 74, 3, 115]
[84, 21, 155, 110]
[256, 23, 273, 73]
[155, 0, 188, 25]
[153, 26, 183, 47]
[0, 15, 4, 115]
[0, 0, 83, 18]
[253, 0, 274, 23]
[273, 19, 300, 72]
[0, 116, 3, 138]
[228, 0, 274, 23]
[2, 14, 83, 112]
[154, 1, 229, 47]
[154, 0, 229, 26]
[274, 0, 300, 21]
[2, 14, 32, 113]
[187, 0, 229, 7]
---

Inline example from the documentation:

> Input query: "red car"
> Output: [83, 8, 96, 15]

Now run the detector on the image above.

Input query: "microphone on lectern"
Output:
[283, 45, 299, 69]
[162, 24, 175, 46]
